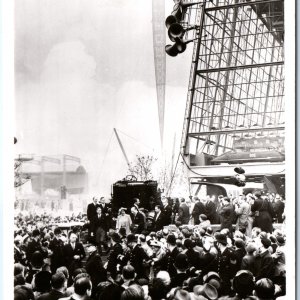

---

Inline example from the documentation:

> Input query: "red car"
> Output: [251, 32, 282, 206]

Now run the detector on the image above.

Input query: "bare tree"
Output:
[14, 160, 31, 188]
[128, 155, 157, 181]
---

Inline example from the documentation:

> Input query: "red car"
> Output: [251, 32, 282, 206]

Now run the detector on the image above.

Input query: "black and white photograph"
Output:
[3, 0, 296, 299]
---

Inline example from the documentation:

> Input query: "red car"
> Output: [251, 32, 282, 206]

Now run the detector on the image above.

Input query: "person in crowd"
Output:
[63, 232, 86, 279]
[26, 229, 46, 262]
[153, 205, 166, 231]
[121, 283, 144, 300]
[273, 194, 285, 223]
[130, 206, 146, 234]
[251, 191, 275, 233]
[191, 197, 205, 225]
[106, 232, 123, 279]
[241, 242, 257, 276]
[116, 208, 132, 235]
[85, 243, 107, 294]
[87, 196, 99, 242]
[255, 237, 275, 280]
[32, 270, 52, 298]
[219, 197, 235, 233]
[60, 275, 93, 300]
[99, 197, 112, 228]
[254, 278, 275, 300]
[37, 272, 67, 300]
[93, 206, 108, 253]
[48, 227, 64, 273]
[177, 198, 190, 225]
[199, 214, 211, 228]
[133, 198, 141, 210]
[203, 196, 219, 224]
[123, 234, 149, 279]
[14, 285, 35, 300]
[161, 196, 173, 226]
[235, 194, 252, 236]
[170, 253, 189, 288]
[14, 236, 27, 265]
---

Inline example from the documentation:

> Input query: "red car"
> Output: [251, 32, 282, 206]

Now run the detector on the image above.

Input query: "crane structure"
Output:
[169, 0, 285, 193]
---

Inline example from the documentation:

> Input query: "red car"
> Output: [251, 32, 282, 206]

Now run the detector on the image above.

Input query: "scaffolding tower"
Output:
[180, 0, 284, 163]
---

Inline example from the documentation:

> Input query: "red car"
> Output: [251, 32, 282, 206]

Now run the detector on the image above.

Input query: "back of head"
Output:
[233, 270, 254, 298]
[14, 285, 35, 300]
[149, 278, 168, 300]
[51, 272, 66, 290]
[56, 266, 69, 280]
[122, 265, 135, 280]
[255, 278, 275, 299]
[121, 284, 144, 300]
[34, 271, 51, 293]
[14, 263, 25, 276]
[74, 276, 92, 296]
[97, 282, 122, 300]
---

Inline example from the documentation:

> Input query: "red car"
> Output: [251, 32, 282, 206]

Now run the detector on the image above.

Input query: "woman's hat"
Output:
[193, 283, 218, 300]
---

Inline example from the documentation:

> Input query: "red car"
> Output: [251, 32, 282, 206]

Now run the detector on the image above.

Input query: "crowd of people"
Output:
[14, 190, 286, 299]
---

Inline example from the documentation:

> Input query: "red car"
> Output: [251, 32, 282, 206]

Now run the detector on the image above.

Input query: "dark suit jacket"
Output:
[125, 244, 148, 278]
[26, 239, 46, 262]
[219, 204, 235, 230]
[154, 212, 166, 231]
[241, 254, 257, 276]
[37, 289, 65, 300]
[162, 204, 173, 225]
[255, 250, 275, 280]
[85, 251, 107, 287]
[87, 203, 98, 222]
[93, 214, 108, 232]
[49, 237, 65, 272]
[131, 212, 145, 233]
[106, 242, 123, 277]
[204, 201, 219, 224]
[251, 197, 274, 233]
[192, 201, 205, 224]
[273, 200, 285, 223]
[178, 203, 190, 224]
[63, 242, 86, 274]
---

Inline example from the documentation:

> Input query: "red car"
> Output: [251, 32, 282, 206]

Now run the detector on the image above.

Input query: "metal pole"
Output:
[113, 128, 131, 167]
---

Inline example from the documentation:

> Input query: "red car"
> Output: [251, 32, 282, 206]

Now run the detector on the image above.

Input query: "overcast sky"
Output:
[15, 0, 193, 195]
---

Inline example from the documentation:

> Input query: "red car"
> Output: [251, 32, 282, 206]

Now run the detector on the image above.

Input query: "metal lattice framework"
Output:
[180, 0, 284, 160]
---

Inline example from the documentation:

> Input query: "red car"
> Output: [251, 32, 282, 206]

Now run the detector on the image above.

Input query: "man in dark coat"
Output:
[106, 232, 123, 279]
[99, 197, 112, 228]
[63, 232, 85, 278]
[170, 254, 190, 288]
[219, 197, 235, 233]
[130, 206, 146, 234]
[215, 233, 235, 296]
[124, 234, 149, 279]
[273, 194, 285, 223]
[85, 244, 107, 293]
[255, 238, 275, 280]
[153, 205, 166, 231]
[49, 227, 65, 273]
[161, 196, 173, 225]
[251, 191, 275, 233]
[37, 272, 67, 300]
[203, 196, 219, 224]
[87, 197, 99, 241]
[177, 198, 190, 225]
[163, 234, 180, 277]
[26, 229, 46, 262]
[191, 197, 205, 225]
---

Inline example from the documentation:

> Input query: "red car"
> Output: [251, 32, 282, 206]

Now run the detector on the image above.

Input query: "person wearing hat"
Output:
[130, 206, 146, 234]
[85, 243, 107, 290]
[170, 253, 190, 288]
[63, 232, 86, 280]
[124, 234, 149, 279]
[203, 272, 221, 293]
[183, 239, 200, 270]
[214, 233, 235, 296]
[193, 283, 218, 300]
[49, 227, 64, 273]
[199, 214, 211, 228]
[251, 191, 275, 233]
[177, 198, 191, 225]
[106, 232, 123, 279]
[234, 238, 246, 268]
[33, 270, 52, 298]
[255, 238, 275, 281]
[116, 208, 132, 235]
[164, 234, 180, 278]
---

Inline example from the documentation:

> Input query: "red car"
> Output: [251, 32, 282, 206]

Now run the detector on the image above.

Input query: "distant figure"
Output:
[130, 206, 145, 234]
[153, 205, 165, 231]
[133, 198, 140, 210]
[219, 197, 235, 232]
[116, 208, 132, 235]
[202, 196, 219, 224]
[161, 196, 172, 226]
[177, 198, 190, 225]
[272, 194, 285, 223]
[87, 197, 99, 241]
[192, 196, 205, 225]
